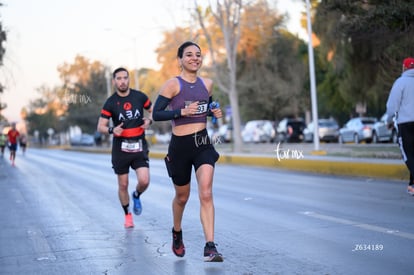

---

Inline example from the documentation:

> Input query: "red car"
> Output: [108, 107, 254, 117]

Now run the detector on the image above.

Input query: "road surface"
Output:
[0, 149, 413, 274]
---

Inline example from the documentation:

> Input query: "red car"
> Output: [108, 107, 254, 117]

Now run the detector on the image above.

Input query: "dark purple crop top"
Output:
[169, 76, 209, 127]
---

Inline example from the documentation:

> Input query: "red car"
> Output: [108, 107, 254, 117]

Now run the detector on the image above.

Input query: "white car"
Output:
[242, 120, 275, 143]
[214, 124, 232, 143]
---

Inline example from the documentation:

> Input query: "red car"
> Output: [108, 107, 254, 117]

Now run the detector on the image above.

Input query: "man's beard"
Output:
[117, 85, 129, 93]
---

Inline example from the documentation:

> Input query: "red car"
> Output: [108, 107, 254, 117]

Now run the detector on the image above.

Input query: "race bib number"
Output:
[185, 100, 208, 115]
[121, 139, 143, 153]
[196, 101, 208, 114]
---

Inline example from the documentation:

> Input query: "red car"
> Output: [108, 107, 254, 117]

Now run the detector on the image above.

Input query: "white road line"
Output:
[300, 211, 414, 240]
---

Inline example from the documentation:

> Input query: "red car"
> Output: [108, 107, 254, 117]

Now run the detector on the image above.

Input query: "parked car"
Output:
[303, 119, 339, 143]
[213, 124, 232, 143]
[276, 118, 306, 143]
[372, 113, 398, 143]
[70, 134, 95, 146]
[338, 117, 377, 144]
[242, 120, 275, 143]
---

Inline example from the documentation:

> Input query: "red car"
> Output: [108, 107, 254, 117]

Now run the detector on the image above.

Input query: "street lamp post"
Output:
[305, 0, 320, 152]
[132, 36, 139, 90]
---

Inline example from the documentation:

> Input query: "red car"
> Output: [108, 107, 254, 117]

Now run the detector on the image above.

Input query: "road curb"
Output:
[67, 147, 409, 181]
[150, 150, 407, 181]
[272, 158, 407, 181]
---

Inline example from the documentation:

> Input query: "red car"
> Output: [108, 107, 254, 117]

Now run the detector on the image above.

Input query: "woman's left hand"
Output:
[211, 108, 222, 119]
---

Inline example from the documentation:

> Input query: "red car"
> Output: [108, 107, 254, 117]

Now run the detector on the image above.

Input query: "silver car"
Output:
[372, 113, 398, 143]
[303, 119, 339, 143]
[338, 117, 377, 144]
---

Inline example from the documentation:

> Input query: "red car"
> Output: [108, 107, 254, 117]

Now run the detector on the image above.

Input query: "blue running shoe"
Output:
[132, 191, 142, 215]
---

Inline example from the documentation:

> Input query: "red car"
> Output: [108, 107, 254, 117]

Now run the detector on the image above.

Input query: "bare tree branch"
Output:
[194, 0, 244, 152]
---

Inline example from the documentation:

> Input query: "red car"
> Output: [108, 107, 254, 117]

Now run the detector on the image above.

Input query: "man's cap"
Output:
[403, 57, 414, 69]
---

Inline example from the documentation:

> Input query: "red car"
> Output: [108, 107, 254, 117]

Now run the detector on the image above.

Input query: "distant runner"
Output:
[7, 122, 20, 166]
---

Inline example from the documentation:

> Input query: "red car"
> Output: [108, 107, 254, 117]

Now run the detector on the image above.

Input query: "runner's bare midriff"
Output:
[173, 123, 206, 136]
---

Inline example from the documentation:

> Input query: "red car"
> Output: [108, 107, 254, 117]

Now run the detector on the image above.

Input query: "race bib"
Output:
[196, 101, 208, 114]
[121, 139, 143, 153]
[185, 100, 208, 115]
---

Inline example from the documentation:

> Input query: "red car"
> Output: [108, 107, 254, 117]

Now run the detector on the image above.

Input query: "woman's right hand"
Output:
[183, 101, 199, 116]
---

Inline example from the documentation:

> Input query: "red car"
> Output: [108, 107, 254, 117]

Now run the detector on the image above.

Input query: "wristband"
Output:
[108, 127, 114, 134]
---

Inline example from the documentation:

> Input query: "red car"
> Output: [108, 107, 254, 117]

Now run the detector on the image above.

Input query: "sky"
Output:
[0, 0, 306, 123]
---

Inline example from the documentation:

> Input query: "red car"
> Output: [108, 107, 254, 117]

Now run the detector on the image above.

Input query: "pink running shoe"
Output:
[124, 213, 134, 228]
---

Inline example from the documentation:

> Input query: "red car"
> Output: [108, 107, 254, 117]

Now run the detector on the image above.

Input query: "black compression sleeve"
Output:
[208, 96, 213, 117]
[152, 95, 182, 121]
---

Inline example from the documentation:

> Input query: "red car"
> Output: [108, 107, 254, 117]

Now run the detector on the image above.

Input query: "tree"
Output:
[238, 30, 308, 122]
[64, 70, 107, 133]
[0, 2, 7, 120]
[25, 85, 63, 141]
[0, 2, 5, 67]
[313, 0, 414, 119]
[26, 55, 109, 139]
[195, 0, 244, 152]
[0, 19, 5, 67]
[57, 55, 103, 90]
[58, 55, 107, 133]
[155, 27, 196, 82]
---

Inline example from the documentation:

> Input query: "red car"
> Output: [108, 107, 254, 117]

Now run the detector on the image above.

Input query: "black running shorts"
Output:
[165, 128, 219, 186]
[111, 137, 149, 175]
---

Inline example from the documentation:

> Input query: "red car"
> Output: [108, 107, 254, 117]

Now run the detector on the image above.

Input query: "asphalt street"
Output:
[1, 148, 413, 275]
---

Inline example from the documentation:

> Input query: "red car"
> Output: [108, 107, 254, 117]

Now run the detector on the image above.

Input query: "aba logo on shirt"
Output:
[124, 102, 132, 110]
[118, 101, 141, 121]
